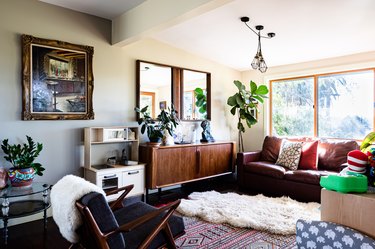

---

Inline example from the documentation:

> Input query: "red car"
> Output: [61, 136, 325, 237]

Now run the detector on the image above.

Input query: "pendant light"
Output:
[240, 16, 275, 73]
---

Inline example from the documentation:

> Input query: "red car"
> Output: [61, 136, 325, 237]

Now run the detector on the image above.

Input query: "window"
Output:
[271, 77, 314, 137]
[270, 69, 374, 140]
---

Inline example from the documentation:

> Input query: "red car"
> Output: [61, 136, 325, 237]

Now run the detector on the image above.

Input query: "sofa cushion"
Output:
[276, 140, 303, 170]
[284, 170, 338, 185]
[318, 140, 359, 171]
[299, 141, 319, 170]
[243, 161, 286, 179]
[260, 136, 282, 162]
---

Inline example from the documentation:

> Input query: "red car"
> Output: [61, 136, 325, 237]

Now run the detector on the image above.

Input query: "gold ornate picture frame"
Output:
[22, 35, 94, 120]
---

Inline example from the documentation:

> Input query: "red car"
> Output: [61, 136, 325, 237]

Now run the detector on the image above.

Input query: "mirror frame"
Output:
[22, 34, 94, 120]
[136, 60, 211, 121]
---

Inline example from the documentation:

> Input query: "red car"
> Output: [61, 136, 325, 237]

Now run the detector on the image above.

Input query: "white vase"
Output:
[162, 130, 175, 146]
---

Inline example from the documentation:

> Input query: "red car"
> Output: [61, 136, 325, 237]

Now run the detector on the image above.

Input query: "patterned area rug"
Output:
[175, 216, 297, 248]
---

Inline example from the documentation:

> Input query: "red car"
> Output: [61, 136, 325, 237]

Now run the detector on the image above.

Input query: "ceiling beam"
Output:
[112, 0, 234, 46]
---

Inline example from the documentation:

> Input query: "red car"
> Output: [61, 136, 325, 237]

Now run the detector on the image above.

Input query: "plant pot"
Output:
[8, 167, 35, 187]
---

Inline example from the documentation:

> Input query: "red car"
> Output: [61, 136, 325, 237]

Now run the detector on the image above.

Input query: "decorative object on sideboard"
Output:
[240, 16, 275, 73]
[135, 105, 179, 145]
[200, 120, 215, 143]
[1, 135, 44, 187]
[174, 122, 197, 144]
[21, 34, 94, 120]
[227, 80, 269, 152]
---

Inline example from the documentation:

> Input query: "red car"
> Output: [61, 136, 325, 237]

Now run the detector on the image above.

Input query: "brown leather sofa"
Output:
[237, 136, 359, 202]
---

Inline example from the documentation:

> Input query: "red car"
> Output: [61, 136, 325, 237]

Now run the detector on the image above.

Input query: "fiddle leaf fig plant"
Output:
[227, 80, 269, 152]
[1, 135, 45, 176]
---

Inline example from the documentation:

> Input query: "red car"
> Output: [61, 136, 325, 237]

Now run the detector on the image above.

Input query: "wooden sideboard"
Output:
[139, 141, 236, 189]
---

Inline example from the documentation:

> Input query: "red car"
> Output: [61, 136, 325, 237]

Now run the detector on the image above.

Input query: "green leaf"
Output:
[234, 80, 245, 91]
[250, 81, 257, 94]
[196, 98, 205, 107]
[230, 106, 237, 115]
[235, 93, 245, 108]
[194, 87, 204, 95]
[255, 85, 269, 95]
[140, 106, 148, 113]
[252, 95, 264, 103]
[227, 95, 237, 106]
[141, 124, 146, 134]
[199, 106, 206, 114]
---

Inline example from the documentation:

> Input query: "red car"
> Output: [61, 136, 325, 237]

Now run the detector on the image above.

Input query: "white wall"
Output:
[0, 0, 240, 186]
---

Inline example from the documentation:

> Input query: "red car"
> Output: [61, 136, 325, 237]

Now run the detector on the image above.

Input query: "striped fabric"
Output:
[347, 150, 368, 173]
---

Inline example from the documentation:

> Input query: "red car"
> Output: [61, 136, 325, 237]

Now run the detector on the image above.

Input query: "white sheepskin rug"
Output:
[50, 174, 105, 243]
[177, 191, 320, 235]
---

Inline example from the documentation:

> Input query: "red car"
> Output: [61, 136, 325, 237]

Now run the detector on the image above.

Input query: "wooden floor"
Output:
[0, 217, 70, 249]
[1, 175, 238, 249]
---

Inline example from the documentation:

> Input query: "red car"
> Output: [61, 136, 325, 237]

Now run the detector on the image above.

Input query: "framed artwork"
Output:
[159, 101, 167, 110]
[21, 34, 94, 120]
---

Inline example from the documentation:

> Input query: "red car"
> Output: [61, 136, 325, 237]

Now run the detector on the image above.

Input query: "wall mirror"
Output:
[137, 61, 172, 119]
[136, 60, 211, 121]
[182, 69, 209, 120]
[22, 34, 94, 120]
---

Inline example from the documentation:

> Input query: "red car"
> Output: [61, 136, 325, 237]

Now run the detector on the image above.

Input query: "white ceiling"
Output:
[40, 0, 375, 71]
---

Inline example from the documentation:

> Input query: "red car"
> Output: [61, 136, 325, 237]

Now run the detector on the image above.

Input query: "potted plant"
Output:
[1, 135, 44, 187]
[227, 80, 269, 152]
[135, 105, 179, 145]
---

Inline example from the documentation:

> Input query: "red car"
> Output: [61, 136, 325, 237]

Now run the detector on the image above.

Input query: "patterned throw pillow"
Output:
[276, 140, 303, 170]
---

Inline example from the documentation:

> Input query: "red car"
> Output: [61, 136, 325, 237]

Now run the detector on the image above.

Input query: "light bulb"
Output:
[259, 58, 267, 73]
[251, 54, 260, 70]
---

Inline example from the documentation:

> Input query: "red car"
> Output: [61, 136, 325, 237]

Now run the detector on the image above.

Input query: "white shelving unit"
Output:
[83, 126, 145, 201]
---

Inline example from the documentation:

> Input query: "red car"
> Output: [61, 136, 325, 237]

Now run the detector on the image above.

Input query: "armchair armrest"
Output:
[106, 184, 134, 211]
[237, 151, 261, 166]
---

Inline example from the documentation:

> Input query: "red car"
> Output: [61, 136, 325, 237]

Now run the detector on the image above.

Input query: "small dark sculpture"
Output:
[200, 120, 215, 142]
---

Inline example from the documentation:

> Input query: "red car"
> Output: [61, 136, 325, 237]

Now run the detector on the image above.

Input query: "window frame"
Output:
[269, 68, 375, 139]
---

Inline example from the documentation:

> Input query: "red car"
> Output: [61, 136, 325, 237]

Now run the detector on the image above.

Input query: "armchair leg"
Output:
[162, 223, 177, 249]
[138, 201, 180, 249]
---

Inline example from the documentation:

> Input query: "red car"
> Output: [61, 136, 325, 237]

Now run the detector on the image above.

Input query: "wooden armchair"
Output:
[72, 185, 185, 249]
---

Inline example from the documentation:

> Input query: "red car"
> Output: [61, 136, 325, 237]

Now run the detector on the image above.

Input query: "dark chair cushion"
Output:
[114, 202, 185, 249]
[284, 170, 337, 185]
[80, 192, 125, 249]
[243, 161, 286, 179]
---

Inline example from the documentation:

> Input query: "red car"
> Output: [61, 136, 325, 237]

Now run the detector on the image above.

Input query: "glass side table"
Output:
[0, 182, 51, 245]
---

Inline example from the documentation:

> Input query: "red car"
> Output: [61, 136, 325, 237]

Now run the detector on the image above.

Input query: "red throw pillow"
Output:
[298, 141, 319, 170]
